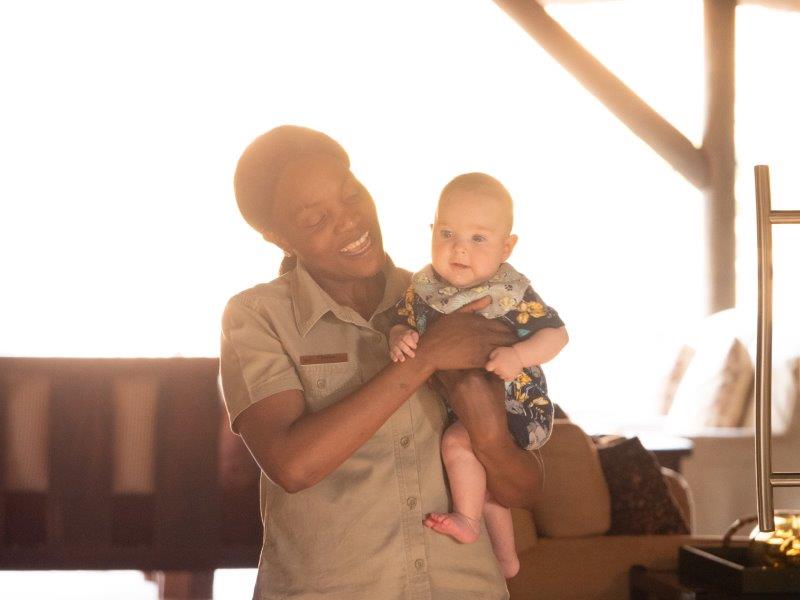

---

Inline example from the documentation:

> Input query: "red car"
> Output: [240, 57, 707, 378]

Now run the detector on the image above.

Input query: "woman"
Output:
[220, 125, 542, 599]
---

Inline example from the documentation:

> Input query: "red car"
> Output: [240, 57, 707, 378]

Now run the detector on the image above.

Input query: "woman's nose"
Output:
[334, 207, 359, 233]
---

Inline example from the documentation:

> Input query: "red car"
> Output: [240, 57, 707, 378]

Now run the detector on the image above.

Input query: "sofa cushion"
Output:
[596, 436, 689, 535]
[510, 507, 537, 553]
[531, 419, 611, 538]
[508, 534, 709, 600]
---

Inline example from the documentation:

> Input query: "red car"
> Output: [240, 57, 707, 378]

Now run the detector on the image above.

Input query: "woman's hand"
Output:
[415, 297, 517, 372]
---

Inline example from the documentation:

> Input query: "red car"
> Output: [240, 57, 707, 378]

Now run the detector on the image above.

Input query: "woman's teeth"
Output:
[340, 231, 371, 255]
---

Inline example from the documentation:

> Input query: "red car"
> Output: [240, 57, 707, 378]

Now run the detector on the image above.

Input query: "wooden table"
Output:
[629, 564, 800, 599]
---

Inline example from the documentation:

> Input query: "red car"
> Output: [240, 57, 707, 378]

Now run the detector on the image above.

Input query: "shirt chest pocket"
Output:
[297, 361, 362, 411]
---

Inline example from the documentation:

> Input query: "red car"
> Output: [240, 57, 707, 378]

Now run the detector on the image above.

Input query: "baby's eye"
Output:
[472, 234, 486, 243]
[439, 229, 453, 239]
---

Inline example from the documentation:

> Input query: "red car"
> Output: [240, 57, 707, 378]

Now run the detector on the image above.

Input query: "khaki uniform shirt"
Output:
[220, 258, 508, 600]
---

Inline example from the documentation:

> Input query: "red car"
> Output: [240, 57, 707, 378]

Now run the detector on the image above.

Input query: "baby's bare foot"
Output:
[424, 512, 480, 544]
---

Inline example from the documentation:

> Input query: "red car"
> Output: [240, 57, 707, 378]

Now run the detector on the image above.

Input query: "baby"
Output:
[388, 172, 568, 578]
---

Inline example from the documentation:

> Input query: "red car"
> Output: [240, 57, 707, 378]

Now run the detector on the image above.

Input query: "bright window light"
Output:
[0, 1, 797, 430]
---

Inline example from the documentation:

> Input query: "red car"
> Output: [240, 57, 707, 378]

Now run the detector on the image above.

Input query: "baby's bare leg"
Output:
[484, 493, 520, 578]
[424, 420, 484, 543]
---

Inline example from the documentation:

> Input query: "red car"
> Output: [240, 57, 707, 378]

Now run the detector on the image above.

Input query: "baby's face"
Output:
[431, 190, 517, 288]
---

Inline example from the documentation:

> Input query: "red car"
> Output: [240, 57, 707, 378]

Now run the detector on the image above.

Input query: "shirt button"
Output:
[406, 497, 417, 509]
[316, 378, 326, 389]
[414, 558, 425, 570]
[400, 436, 410, 448]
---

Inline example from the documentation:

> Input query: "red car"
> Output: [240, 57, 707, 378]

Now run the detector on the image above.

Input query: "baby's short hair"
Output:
[439, 172, 514, 230]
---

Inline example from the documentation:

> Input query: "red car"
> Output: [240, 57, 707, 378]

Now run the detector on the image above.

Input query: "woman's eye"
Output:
[301, 212, 326, 228]
[472, 234, 486, 243]
[439, 230, 453, 239]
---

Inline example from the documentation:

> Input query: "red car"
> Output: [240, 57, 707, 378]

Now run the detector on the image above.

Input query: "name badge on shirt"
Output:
[299, 353, 349, 365]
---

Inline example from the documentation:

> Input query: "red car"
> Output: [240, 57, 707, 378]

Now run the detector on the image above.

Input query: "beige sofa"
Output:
[507, 419, 714, 600]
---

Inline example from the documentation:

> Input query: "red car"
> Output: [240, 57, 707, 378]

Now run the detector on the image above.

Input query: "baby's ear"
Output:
[502, 234, 518, 261]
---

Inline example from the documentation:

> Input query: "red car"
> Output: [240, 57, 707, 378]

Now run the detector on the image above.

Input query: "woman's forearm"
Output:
[477, 327, 565, 504]
[474, 434, 543, 508]
[285, 357, 438, 487]
[242, 353, 437, 493]
[437, 369, 543, 508]
[241, 310, 516, 493]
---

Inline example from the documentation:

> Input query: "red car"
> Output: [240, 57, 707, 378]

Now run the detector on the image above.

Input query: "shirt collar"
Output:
[290, 255, 407, 336]
[411, 262, 530, 318]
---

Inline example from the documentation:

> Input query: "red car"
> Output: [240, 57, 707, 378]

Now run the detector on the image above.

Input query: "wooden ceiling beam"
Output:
[492, 0, 710, 189]
[543, 0, 800, 8]
[702, 0, 736, 312]
[722, 0, 800, 9]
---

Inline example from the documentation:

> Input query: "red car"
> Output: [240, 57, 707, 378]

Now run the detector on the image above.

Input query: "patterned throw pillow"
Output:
[594, 436, 689, 535]
[657, 345, 695, 414]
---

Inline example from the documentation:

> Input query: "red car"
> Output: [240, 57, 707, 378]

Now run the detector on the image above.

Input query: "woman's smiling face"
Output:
[270, 153, 386, 283]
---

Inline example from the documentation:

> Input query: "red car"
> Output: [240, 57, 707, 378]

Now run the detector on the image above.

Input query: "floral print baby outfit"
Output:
[391, 263, 563, 451]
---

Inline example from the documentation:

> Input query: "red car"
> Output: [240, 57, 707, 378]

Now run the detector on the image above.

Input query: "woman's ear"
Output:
[502, 234, 518, 261]
[262, 230, 291, 255]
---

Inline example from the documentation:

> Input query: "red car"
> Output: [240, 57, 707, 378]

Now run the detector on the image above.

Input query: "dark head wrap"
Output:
[233, 125, 350, 234]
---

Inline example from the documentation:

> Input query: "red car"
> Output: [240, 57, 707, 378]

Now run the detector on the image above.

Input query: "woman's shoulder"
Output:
[392, 265, 412, 286]
[380, 257, 413, 293]
[224, 272, 293, 314]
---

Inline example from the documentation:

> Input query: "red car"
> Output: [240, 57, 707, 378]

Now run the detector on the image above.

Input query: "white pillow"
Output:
[665, 337, 754, 433]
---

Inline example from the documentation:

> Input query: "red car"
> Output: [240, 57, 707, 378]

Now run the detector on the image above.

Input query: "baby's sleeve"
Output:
[219, 295, 303, 433]
[388, 284, 419, 330]
[511, 286, 565, 339]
